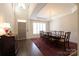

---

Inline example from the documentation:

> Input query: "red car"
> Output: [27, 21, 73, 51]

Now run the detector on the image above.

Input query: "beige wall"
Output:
[77, 4, 79, 56]
[50, 11, 78, 43]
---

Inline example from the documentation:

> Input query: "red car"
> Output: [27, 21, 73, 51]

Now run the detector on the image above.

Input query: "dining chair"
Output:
[59, 32, 71, 51]
[51, 31, 57, 36]
[56, 31, 64, 37]
[40, 31, 44, 38]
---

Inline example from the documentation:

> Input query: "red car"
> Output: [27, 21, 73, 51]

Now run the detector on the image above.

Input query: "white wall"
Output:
[50, 11, 78, 43]
[0, 3, 16, 35]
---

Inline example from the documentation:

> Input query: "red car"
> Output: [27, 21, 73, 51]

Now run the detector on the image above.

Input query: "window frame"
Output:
[33, 22, 46, 35]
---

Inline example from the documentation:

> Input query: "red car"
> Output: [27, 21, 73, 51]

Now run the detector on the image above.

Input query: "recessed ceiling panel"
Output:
[34, 3, 77, 20]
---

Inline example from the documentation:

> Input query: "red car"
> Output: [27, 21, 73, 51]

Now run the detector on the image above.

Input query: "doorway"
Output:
[17, 20, 26, 40]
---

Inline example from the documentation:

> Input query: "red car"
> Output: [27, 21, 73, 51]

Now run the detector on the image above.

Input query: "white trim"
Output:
[17, 19, 27, 23]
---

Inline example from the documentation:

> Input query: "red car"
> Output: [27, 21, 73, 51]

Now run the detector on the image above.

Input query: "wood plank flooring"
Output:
[15, 39, 43, 56]
[15, 39, 77, 56]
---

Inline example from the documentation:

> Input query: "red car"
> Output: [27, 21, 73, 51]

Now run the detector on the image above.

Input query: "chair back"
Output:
[40, 31, 44, 38]
[52, 31, 57, 36]
[57, 31, 64, 37]
[64, 32, 71, 41]
[59, 31, 64, 36]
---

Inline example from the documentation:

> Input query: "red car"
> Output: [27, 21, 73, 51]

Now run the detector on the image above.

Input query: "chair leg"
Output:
[68, 41, 70, 49]
[64, 41, 66, 51]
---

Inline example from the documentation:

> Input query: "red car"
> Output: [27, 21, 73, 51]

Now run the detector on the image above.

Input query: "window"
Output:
[17, 19, 27, 23]
[33, 22, 46, 34]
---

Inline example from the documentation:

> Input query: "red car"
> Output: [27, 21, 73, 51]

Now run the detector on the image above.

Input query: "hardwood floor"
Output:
[15, 39, 77, 56]
[32, 38, 77, 56]
[15, 39, 43, 56]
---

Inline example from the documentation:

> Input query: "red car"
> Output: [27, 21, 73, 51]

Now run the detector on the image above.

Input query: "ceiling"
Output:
[14, 3, 37, 20]
[2, 3, 76, 21]
[30, 3, 77, 21]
